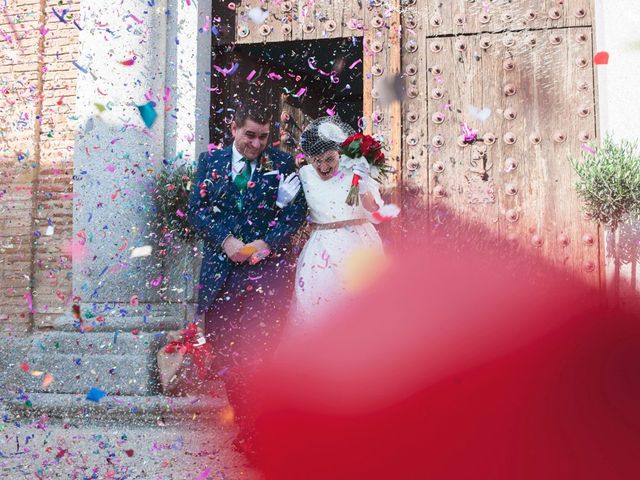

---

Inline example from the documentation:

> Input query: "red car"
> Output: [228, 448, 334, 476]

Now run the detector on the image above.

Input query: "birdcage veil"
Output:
[299, 116, 355, 157]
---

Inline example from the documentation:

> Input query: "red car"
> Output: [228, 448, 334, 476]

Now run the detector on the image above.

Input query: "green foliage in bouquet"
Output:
[571, 135, 640, 230]
[154, 161, 197, 242]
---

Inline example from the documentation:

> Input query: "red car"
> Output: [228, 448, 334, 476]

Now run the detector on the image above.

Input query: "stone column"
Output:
[72, 0, 168, 310]
[6, 0, 227, 416]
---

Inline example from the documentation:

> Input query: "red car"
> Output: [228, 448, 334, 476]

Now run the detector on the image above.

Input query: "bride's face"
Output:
[309, 150, 339, 180]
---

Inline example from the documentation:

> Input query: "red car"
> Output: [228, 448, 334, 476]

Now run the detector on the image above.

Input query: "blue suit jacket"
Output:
[187, 146, 307, 315]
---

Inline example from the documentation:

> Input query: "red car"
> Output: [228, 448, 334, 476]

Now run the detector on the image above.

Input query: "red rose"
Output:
[341, 133, 365, 147]
[373, 149, 385, 164]
[360, 136, 375, 156]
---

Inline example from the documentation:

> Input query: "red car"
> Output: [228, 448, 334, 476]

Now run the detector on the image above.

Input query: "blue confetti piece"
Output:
[86, 387, 107, 403]
[52, 7, 68, 23]
[137, 102, 157, 129]
[72, 61, 88, 74]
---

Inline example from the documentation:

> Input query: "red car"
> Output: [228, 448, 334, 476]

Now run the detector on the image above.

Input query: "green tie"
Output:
[234, 157, 252, 210]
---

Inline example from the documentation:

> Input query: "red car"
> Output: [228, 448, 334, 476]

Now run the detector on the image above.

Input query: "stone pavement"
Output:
[0, 416, 263, 479]
[0, 334, 263, 479]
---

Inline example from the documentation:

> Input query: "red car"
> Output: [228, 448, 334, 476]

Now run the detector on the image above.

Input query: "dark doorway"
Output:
[209, 37, 363, 155]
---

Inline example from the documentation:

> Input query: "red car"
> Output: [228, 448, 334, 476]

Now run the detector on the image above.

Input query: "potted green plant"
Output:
[154, 161, 198, 244]
[571, 135, 640, 304]
[153, 161, 201, 308]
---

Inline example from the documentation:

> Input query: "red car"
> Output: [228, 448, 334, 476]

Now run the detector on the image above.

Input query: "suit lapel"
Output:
[214, 146, 235, 192]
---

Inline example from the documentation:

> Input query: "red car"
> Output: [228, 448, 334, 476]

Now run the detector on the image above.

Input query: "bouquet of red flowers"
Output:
[157, 323, 215, 396]
[340, 133, 391, 206]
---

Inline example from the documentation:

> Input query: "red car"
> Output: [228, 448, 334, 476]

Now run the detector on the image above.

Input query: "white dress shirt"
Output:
[231, 143, 257, 181]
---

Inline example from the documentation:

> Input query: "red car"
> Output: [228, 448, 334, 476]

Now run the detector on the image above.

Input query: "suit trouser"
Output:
[203, 257, 294, 433]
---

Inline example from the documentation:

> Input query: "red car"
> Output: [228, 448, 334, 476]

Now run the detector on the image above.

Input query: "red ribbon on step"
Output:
[163, 323, 214, 379]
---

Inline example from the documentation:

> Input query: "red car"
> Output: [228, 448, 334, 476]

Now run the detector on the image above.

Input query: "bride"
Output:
[286, 117, 387, 327]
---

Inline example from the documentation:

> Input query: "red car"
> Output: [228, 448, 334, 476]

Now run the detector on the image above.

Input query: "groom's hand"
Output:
[223, 236, 250, 263]
[247, 239, 271, 265]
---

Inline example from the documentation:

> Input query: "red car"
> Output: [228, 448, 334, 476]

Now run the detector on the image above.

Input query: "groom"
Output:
[187, 98, 306, 434]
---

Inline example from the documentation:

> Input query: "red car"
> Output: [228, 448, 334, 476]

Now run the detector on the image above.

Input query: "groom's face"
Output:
[231, 119, 270, 161]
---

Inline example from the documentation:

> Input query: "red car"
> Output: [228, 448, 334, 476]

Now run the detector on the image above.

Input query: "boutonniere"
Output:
[259, 152, 274, 172]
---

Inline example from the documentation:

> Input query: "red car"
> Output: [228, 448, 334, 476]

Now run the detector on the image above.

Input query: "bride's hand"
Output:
[352, 159, 371, 183]
[360, 191, 380, 212]
[276, 172, 301, 208]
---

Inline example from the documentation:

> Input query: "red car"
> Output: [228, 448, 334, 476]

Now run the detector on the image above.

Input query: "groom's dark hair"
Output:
[234, 96, 275, 127]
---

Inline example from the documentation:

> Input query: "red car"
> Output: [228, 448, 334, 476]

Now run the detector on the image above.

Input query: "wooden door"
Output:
[401, 1, 602, 287]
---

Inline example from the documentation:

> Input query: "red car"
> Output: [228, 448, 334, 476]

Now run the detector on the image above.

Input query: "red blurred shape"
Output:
[244, 216, 640, 479]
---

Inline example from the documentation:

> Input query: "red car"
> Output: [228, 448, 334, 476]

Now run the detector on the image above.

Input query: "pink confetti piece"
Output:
[60, 193, 79, 200]
[594, 51, 609, 65]
[42, 373, 54, 388]
[176, 209, 186, 217]
[128, 14, 143, 24]
[105, 165, 116, 172]
[295, 87, 306, 97]
[196, 468, 211, 480]
[120, 57, 137, 66]
[150, 275, 163, 287]
[24, 292, 34, 313]
[268, 72, 283, 80]
[349, 59, 362, 69]
[213, 62, 239, 76]
[246, 69, 257, 81]
[581, 143, 596, 155]
[326, 105, 336, 116]
[208, 143, 222, 154]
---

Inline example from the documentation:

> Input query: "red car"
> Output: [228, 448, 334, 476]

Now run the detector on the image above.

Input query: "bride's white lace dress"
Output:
[289, 159, 384, 328]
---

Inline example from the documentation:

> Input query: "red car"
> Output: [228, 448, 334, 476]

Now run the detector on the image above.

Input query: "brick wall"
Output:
[0, 0, 79, 333]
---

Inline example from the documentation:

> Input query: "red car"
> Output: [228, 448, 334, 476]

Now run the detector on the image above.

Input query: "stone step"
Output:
[30, 331, 164, 355]
[9, 352, 154, 396]
[6, 392, 227, 426]
[54, 313, 188, 333]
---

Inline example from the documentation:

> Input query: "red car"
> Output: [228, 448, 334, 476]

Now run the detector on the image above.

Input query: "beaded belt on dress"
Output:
[311, 219, 368, 230]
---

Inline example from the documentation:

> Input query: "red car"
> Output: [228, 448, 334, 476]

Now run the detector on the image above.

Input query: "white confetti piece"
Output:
[131, 245, 153, 258]
[247, 7, 268, 24]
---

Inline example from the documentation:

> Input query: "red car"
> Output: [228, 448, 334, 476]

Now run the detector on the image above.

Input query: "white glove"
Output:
[276, 172, 301, 208]
[352, 159, 371, 193]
